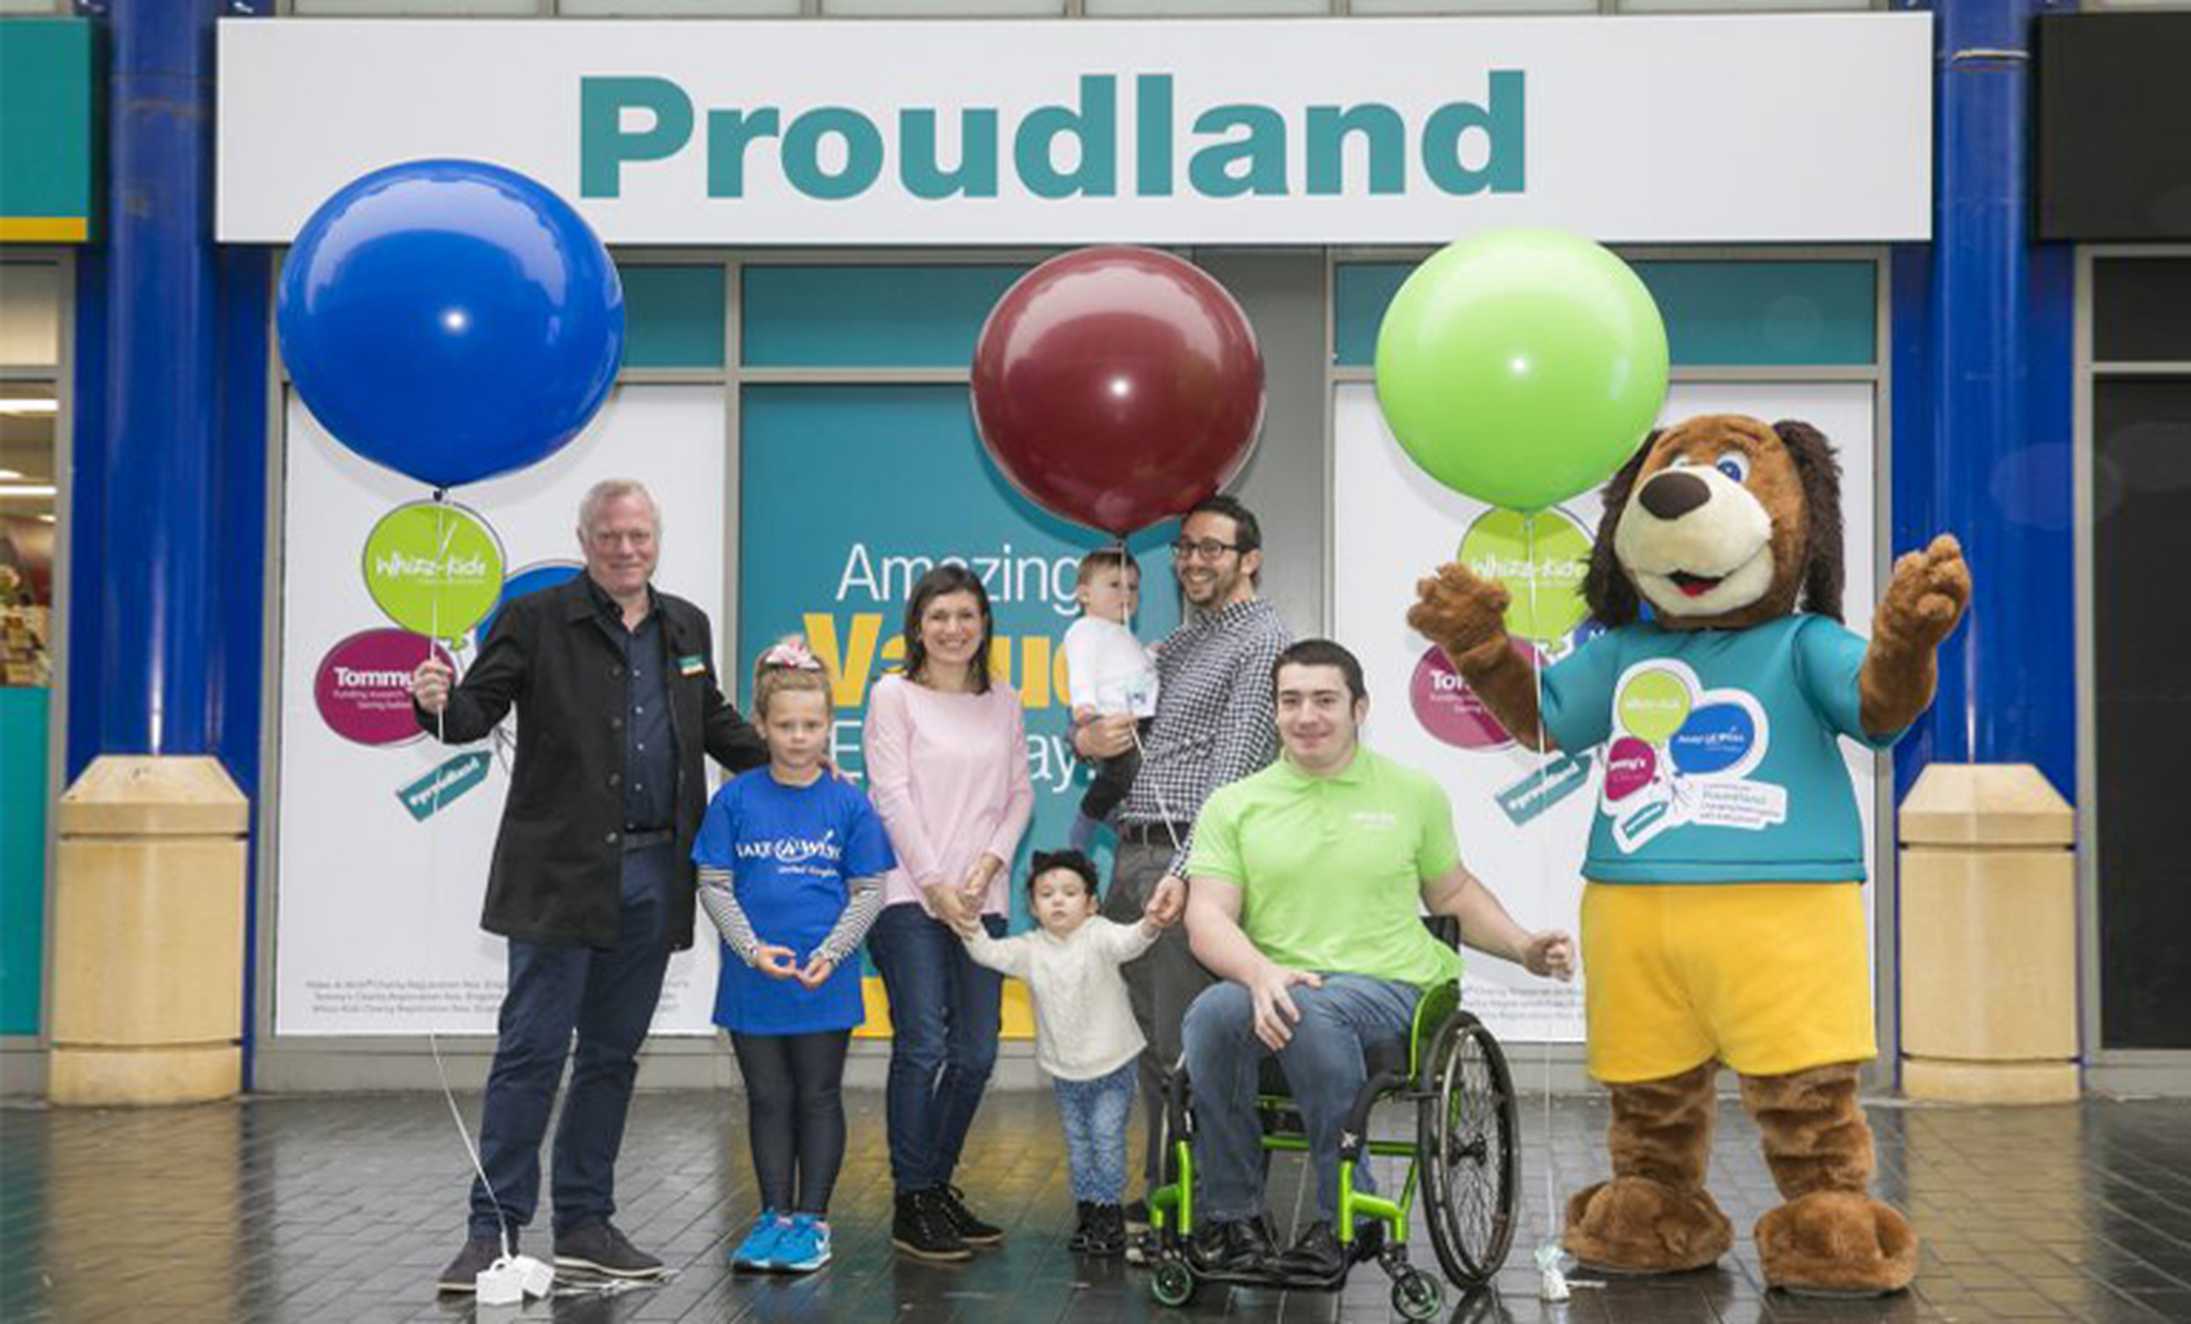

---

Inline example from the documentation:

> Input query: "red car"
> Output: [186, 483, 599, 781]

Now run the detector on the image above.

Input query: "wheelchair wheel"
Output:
[1417, 1010, 1519, 1287]
[1390, 1267, 1445, 1321]
[1150, 1255, 1197, 1307]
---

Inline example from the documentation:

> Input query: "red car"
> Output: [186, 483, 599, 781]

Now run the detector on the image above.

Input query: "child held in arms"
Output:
[1061, 548, 1159, 852]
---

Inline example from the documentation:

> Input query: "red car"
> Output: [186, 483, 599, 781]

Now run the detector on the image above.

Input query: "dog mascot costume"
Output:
[1408, 414, 1970, 1296]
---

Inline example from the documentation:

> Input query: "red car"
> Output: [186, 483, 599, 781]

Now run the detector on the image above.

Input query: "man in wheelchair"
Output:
[1173, 639, 1574, 1283]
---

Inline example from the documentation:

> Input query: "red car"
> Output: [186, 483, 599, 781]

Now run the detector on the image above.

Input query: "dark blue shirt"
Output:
[587, 577, 678, 833]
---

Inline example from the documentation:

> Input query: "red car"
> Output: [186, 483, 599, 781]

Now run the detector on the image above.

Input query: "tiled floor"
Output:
[2, 1086, 2187, 1322]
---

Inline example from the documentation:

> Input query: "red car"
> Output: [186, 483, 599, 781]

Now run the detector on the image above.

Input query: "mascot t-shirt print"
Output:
[1539, 613, 1902, 884]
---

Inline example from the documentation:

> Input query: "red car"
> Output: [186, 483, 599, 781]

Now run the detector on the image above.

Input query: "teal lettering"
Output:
[782, 107, 884, 201]
[706, 109, 780, 198]
[579, 76, 693, 199]
[1014, 75, 1117, 199]
[1188, 104, 1288, 198]
[1421, 70, 1524, 196]
[1306, 103, 1404, 197]
[1136, 74, 1173, 197]
[900, 108, 1000, 199]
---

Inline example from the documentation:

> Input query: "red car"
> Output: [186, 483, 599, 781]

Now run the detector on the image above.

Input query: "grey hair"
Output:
[577, 479, 662, 538]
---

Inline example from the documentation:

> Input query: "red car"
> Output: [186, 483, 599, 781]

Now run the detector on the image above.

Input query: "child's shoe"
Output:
[774, 1213, 832, 1273]
[729, 1211, 787, 1271]
[1067, 1200, 1097, 1252]
[1083, 1203, 1127, 1257]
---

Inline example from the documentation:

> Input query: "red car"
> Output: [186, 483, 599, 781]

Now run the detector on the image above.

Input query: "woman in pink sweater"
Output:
[862, 564, 1034, 1262]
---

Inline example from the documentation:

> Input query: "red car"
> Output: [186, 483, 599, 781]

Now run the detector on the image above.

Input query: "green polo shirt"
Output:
[1186, 745, 1464, 992]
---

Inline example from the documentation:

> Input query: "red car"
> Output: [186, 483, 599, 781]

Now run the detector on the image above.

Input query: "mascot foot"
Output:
[1756, 1191, 1917, 1297]
[1562, 1177, 1733, 1275]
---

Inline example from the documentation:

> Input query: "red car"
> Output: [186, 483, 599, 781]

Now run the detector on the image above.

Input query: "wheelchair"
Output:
[1142, 933, 1522, 1320]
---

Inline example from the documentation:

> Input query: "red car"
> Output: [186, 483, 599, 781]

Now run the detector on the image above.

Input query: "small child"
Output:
[953, 849, 1171, 1255]
[1061, 549, 1160, 852]
[696, 637, 896, 1275]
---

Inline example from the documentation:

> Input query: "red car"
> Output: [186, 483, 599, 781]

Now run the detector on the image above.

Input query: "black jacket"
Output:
[417, 577, 767, 949]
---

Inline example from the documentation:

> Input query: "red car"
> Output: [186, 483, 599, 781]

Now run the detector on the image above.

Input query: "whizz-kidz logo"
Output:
[373, 550, 490, 582]
[580, 71, 1523, 202]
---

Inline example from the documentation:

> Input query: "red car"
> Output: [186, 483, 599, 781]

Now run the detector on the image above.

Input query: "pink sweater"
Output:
[862, 673, 1035, 915]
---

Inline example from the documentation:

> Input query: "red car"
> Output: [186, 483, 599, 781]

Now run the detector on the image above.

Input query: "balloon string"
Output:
[424, 497, 517, 1266]
[1524, 512, 1559, 1257]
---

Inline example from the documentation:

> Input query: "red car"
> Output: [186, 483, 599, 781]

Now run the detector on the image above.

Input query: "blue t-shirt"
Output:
[1538, 614, 1900, 884]
[693, 770, 895, 1034]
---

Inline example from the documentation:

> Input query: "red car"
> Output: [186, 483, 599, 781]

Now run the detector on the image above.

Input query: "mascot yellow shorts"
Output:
[1581, 881, 1875, 1083]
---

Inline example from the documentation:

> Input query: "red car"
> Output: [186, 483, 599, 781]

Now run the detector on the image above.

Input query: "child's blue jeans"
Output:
[1053, 1060, 1137, 1204]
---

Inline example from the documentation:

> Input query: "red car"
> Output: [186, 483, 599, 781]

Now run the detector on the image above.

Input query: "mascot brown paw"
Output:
[1561, 1176, 1733, 1274]
[1407, 562, 1511, 661]
[1755, 1190, 1917, 1297]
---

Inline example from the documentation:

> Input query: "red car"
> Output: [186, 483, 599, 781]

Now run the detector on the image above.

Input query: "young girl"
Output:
[953, 849, 1172, 1256]
[695, 638, 895, 1274]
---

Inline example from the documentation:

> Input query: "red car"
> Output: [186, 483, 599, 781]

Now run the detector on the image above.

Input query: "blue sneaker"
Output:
[773, 1213, 832, 1273]
[729, 1211, 787, 1271]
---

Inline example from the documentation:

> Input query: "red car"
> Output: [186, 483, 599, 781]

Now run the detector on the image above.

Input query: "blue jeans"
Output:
[1180, 974, 1420, 1225]
[1054, 1061, 1136, 1204]
[868, 902, 1005, 1194]
[470, 843, 675, 1240]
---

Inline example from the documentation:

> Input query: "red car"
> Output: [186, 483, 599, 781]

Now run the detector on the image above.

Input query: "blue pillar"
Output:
[1893, 0, 2078, 801]
[65, 0, 271, 1078]
[73, 0, 221, 756]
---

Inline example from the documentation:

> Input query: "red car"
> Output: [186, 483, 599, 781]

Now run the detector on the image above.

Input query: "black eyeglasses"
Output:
[1171, 537, 1245, 563]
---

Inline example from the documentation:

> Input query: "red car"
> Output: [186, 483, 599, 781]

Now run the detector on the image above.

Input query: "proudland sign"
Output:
[217, 16, 1929, 246]
[578, 72, 1521, 203]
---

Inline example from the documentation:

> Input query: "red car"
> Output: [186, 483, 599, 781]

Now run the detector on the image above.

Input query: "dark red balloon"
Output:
[971, 247, 1265, 536]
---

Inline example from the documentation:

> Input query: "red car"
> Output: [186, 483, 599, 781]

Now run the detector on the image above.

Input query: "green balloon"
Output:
[1374, 229, 1670, 513]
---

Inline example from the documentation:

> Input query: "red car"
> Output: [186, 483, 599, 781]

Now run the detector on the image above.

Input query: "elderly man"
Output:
[413, 479, 767, 1291]
[1178, 639, 1574, 1279]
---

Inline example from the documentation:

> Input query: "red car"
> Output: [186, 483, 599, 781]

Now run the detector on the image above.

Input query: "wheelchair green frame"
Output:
[1142, 981, 1520, 1320]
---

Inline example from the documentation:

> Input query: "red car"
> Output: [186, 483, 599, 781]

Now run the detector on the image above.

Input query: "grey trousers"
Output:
[1100, 837, 1218, 1190]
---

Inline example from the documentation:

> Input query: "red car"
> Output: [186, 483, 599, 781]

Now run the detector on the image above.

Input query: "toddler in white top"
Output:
[1060, 548, 1160, 852]
[955, 848, 1171, 1257]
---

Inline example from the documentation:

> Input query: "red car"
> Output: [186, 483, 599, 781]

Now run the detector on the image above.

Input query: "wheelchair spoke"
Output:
[1418, 1012, 1519, 1289]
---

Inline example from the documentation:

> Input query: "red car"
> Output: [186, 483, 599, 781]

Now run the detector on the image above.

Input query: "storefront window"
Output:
[0, 257, 58, 1038]
[0, 383, 53, 685]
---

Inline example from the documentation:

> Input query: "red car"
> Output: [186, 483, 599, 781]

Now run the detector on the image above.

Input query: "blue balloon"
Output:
[476, 560, 582, 647]
[277, 160, 624, 489]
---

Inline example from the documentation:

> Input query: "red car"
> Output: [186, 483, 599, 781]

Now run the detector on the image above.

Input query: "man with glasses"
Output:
[1074, 494, 1292, 1232]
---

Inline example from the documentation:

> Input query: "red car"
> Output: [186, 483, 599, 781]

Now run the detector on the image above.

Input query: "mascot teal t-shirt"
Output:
[1539, 614, 1900, 883]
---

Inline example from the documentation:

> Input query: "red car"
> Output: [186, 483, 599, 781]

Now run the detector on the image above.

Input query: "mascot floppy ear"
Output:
[1773, 420, 1846, 623]
[1583, 433, 1657, 628]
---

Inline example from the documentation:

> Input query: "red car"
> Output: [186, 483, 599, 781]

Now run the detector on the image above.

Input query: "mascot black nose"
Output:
[1639, 470, 1712, 521]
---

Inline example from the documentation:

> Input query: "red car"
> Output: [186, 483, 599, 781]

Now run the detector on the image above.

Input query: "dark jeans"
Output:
[868, 902, 1006, 1194]
[1181, 974, 1420, 1224]
[1101, 838, 1218, 1190]
[469, 842, 675, 1240]
[730, 1030, 852, 1216]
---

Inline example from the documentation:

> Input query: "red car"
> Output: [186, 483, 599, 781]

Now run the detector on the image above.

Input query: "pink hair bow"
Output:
[761, 639, 823, 671]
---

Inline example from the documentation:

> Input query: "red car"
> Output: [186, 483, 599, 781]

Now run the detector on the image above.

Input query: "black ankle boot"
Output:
[892, 1189, 971, 1262]
[1083, 1203, 1126, 1256]
[1067, 1200, 1097, 1252]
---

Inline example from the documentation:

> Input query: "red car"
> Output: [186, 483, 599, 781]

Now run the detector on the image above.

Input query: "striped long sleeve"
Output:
[814, 873, 884, 965]
[698, 865, 884, 968]
[698, 865, 762, 965]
